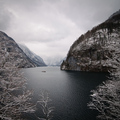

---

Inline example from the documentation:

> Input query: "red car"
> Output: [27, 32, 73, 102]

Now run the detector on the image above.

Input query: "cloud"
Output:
[1, 0, 80, 42]
[55, 0, 120, 30]
[0, 4, 13, 31]
[0, 0, 120, 63]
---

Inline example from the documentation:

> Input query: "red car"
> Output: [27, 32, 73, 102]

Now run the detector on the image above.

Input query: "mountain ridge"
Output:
[0, 31, 36, 68]
[61, 10, 120, 72]
[18, 44, 46, 67]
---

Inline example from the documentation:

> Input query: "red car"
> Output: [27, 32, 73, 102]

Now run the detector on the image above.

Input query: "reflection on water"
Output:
[23, 67, 108, 120]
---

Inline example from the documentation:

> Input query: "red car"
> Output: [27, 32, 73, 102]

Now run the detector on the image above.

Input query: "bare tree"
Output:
[0, 53, 36, 120]
[88, 27, 120, 120]
[88, 80, 120, 120]
[0, 44, 54, 120]
[36, 91, 54, 120]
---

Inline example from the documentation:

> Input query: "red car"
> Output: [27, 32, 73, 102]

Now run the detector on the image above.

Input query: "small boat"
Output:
[42, 71, 46, 72]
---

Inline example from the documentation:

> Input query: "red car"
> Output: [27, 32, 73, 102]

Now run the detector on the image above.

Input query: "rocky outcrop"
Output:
[18, 44, 46, 67]
[0, 31, 36, 68]
[61, 10, 120, 72]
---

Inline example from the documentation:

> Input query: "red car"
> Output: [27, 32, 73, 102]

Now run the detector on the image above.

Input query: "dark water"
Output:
[23, 67, 108, 120]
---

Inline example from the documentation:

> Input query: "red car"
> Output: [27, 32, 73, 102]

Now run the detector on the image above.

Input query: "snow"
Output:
[18, 44, 46, 66]
[72, 27, 120, 53]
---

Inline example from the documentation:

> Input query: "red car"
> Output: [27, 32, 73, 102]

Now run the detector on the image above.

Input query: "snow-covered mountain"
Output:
[61, 10, 120, 72]
[45, 57, 64, 66]
[0, 31, 36, 68]
[18, 44, 46, 67]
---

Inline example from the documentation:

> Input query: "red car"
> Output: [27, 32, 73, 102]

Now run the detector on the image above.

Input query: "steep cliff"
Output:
[18, 44, 46, 67]
[0, 31, 36, 68]
[61, 10, 120, 72]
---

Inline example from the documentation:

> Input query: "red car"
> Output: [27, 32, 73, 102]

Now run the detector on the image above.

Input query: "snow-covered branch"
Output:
[88, 27, 120, 119]
[0, 44, 54, 120]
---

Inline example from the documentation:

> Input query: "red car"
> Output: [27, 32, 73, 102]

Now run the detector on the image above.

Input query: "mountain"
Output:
[45, 57, 65, 66]
[0, 31, 36, 68]
[18, 44, 46, 67]
[61, 10, 120, 72]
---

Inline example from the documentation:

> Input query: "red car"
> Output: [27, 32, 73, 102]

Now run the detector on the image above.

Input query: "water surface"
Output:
[23, 67, 108, 120]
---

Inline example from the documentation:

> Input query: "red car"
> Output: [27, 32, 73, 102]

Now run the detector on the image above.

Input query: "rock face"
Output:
[0, 31, 36, 68]
[61, 10, 120, 72]
[18, 44, 46, 67]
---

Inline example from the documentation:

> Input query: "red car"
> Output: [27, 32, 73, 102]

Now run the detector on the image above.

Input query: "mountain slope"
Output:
[61, 10, 120, 72]
[0, 31, 36, 68]
[18, 44, 46, 67]
[45, 57, 65, 66]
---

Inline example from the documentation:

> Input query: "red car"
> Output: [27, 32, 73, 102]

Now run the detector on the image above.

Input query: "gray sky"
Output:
[0, 0, 120, 63]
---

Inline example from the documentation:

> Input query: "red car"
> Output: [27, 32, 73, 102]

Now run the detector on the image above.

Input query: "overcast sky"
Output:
[0, 0, 120, 63]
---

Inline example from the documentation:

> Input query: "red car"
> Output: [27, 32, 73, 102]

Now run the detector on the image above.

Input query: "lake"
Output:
[23, 66, 108, 120]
